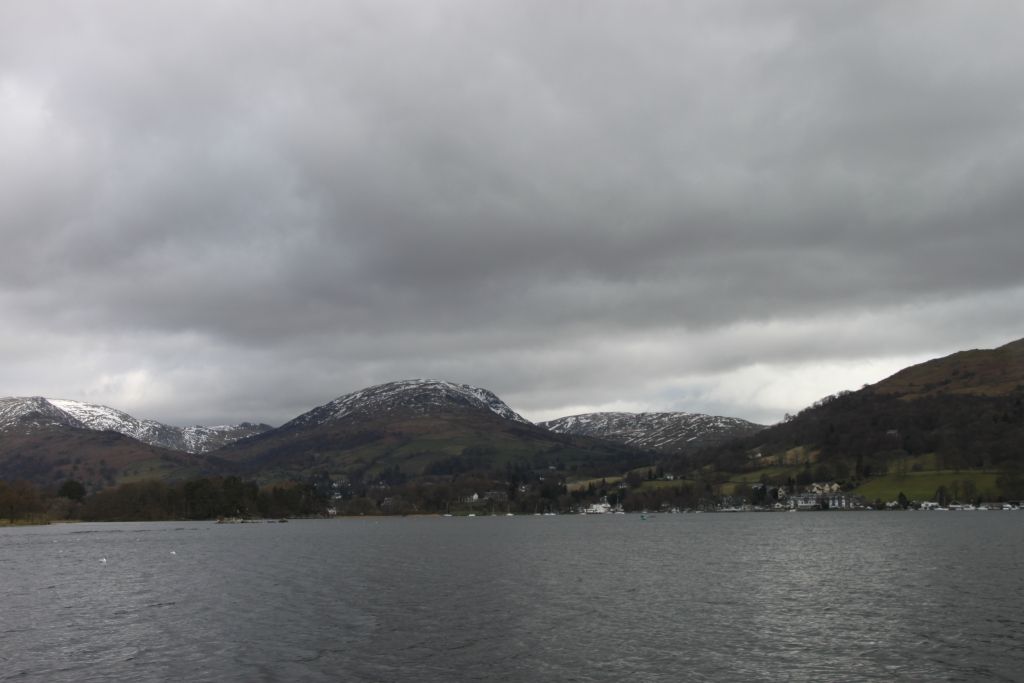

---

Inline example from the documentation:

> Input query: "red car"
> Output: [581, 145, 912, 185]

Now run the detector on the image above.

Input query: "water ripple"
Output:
[2, 515, 1023, 681]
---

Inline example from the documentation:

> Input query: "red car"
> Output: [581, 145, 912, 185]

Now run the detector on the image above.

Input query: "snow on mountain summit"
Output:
[0, 396, 87, 432]
[49, 398, 181, 445]
[286, 379, 531, 428]
[540, 411, 764, 452]
[0, 397, 269, 454]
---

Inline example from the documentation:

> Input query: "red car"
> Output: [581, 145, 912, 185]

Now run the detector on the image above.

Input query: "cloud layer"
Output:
[2, 1, 1023, 426]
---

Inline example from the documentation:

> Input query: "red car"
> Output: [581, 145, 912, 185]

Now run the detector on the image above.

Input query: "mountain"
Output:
[694, 337, 1024, 498]
[540, 411, 764, 452]
[0, 397, 210, 491]
[0, 396, 266, 491]
[870, 338, 1024, 399]
[0, 397, 88, 433]
[0, 397, 270, 454]
[0, 428, 208, 492]
[284, 379, 531, 429]
[218, 379, 651, 481]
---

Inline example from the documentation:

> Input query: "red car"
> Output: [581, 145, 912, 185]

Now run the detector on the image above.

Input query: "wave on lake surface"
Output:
[2, 513, 1023, 682]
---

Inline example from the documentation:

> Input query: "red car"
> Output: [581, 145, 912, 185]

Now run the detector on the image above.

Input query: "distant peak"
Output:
[540, 410, 763, 452]
[0, 396, 87, 432]
[291, 379, 530, 426]
[0, 396, 269, 454]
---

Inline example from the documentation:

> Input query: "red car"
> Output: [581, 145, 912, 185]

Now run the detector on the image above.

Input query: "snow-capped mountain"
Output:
[175, 424, 271, 454]
[284, 379, 531, 429]
[540, 411, 764, 452]
[0, 396, 88, 432]
[0, 397, 270, 454]
[214, 379, 654, 480]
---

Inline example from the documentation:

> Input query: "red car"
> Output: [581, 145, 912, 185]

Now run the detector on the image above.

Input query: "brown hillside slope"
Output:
[0, 428, 209, 492]
[871, 337, 1024, 399]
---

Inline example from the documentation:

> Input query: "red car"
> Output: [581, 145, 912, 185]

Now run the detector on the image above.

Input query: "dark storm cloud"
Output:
[2, 1, 1023, 425]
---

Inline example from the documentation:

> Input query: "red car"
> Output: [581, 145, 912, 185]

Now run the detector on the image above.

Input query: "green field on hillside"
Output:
[887, 454, 938, 473]
[854, 470, 1001, 503]
[567, 476, 623, 492]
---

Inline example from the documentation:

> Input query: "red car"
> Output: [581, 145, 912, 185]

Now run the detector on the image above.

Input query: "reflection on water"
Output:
[1, 513, 1022, 682]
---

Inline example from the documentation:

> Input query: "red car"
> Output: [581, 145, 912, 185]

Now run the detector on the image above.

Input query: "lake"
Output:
[2, 512, 1023, 682]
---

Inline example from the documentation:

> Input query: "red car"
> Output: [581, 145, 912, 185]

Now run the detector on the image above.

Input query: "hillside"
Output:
[0, 426, 209, 492]
[218, 380, 652, 483]
[9, 339, 1021, 502]
[0, 396, 270, 454]
[541, 411, 763, 452]
[871, 338, 1024, 399]
[692, 337, 1024, 500]
[0, 396, 242, 491]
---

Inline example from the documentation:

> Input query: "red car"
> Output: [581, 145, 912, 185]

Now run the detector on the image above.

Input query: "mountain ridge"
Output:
[215, 379, 651, 482]
[5, 335, 1023, 496]
[0, 396, 270, 454]
[541, 411, 765, 452]
[870, 338, 1024, 399]
[282, 379, 531, 431]
[694, 337, 1024, 480]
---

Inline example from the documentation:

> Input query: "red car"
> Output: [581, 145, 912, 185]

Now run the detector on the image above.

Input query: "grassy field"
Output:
[854, 470, 1001, 503]
[567, 476, 623, 492]
[757, 446, 820, 467]
[885, 453, 941, 474]
[0, 519, 51, 527]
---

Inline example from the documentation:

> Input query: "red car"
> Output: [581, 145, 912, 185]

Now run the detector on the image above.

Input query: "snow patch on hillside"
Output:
[540, 411, 763, 452]
[287, 379, 531, 428]
[0, 397, 269, 454]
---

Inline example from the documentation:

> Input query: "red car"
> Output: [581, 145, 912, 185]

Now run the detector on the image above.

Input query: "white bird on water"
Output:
[99, 558, 107, 564]
[170, 551, 176, 555]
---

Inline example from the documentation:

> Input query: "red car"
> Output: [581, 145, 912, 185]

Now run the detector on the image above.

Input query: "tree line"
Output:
[686, 389, 1024, 480]
[0, 476, 327, 523]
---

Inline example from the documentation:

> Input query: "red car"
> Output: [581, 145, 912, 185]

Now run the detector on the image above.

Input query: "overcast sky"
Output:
[2, 1, 1023, 427]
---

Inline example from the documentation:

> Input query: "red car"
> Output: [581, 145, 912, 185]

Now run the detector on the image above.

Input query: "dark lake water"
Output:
[2, 512, 1023, 682]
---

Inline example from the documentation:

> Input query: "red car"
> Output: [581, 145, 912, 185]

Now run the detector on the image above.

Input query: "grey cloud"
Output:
[2, 1, 1023, 426]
